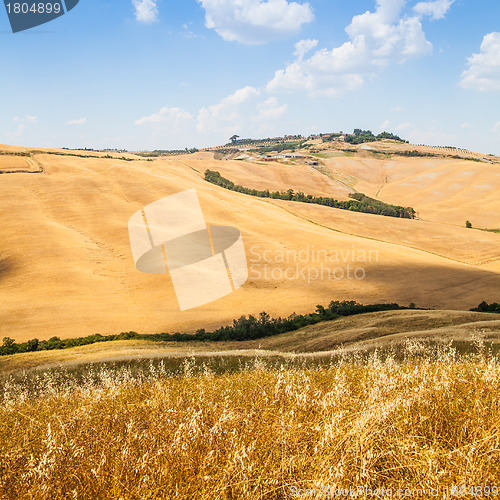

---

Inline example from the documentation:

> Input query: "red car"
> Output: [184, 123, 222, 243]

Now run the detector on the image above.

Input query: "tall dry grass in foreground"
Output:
[1, 343, 500, 499]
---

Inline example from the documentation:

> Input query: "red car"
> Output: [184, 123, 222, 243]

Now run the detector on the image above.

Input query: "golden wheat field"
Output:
[3, 0, 500, 495]
[1, 342, 500, 499]
[321, 155, 500, 228]
[2, 141, 500, 499]
[1, 144, 500, 342]
[0, 155, 35, 172]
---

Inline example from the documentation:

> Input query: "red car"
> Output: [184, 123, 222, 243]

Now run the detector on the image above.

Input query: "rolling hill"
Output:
[1, 142, 500, 342]
[1, 308, 500, 375]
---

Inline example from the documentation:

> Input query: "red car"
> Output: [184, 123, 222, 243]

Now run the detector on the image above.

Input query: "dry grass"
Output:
[0, 155, 35, 173]
[1, 148, 500, 342]
[3, 310, 500, 376]
[1, 341, 500, 499]
[187, 157, 353, 199]
[321, 156, 500, 228]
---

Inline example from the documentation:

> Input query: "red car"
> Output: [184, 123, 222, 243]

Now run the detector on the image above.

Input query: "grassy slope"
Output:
[2, 346, 500, 497]
[322, 155, 500, 227]
[2, 309, 500, 375]
[1, 145, 500, 341]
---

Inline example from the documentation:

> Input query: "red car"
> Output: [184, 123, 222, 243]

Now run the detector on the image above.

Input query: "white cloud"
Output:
[267, 0, 433, 96]
[134, 106, 194, 147]
[379, 119, 390, 132]
[14, 115, 37, 123]
[395, 122, 413, 131]
[194, 87, 290, 143]
[198, 0, 314, 44]
[135, 107, 193, 131]
[133, 0, 158, 24]
[390, 106, 404, 112]
[66, 118, 87, 126]
[461, 123, 471, 129]
[460, 32, 500, 92]
[294, 39, 318, 61]
[134, 87, 288, 147]
[252, 97, 288, 122]
[413, 0, 455, 20]
[182, 22, 203, 39]
[197, 86, 261, 133]
[220, 86, 261, 106]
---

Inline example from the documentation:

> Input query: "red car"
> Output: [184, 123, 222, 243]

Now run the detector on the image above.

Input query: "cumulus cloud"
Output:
[193, 86, 290, 143]
[135, 107, 193, 130]
[294, 39, 318, 61]
[135, 87, 288, 146]
[133, 0, 158, 24]
[198, 0, 314, 44]
[267, 0, 433, 96]
[14, 115, 37, 122]
[413, 0, 455, 20]
[197, 86, 261, 133]
[66, 118, 87, 126]
[379, 119, 390, 132]
[460, 32, 500, 92]
[252, 97, 288, 122]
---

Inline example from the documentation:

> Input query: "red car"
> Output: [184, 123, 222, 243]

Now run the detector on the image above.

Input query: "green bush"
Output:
[471, 301, 500, 313]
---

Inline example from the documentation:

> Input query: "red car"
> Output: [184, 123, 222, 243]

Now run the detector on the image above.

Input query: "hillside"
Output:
[321, 155, 500, 227]
[3, 345, 500, 498]
[1, 309, 500, 374]
[1, 142, 500, 342]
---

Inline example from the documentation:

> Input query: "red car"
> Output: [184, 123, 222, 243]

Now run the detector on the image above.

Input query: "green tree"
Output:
[316, 305, 326, 316]
[466, 220, 472, 228]
[1, 337, 17, 355]
[26, 338, 39, 352]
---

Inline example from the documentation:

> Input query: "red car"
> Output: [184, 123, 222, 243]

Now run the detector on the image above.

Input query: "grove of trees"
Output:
[205, 170, 416, 219]
[345, 129, 407, 145]
[0, 301, 403, 356]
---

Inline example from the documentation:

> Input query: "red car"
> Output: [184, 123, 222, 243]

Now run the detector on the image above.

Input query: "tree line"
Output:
[0, 301, 403, 356]
[471, 301, 500, 313]
[204, 170, 416, 219]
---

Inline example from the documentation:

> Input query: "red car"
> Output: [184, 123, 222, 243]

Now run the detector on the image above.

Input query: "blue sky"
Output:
[1, 0, 499, 154]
